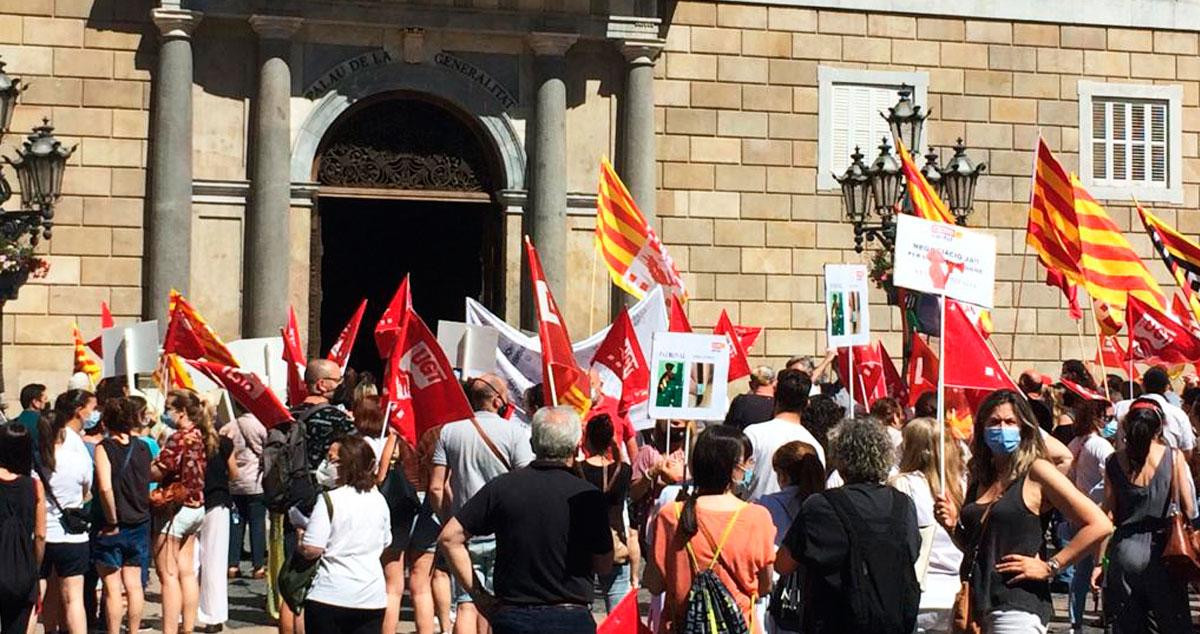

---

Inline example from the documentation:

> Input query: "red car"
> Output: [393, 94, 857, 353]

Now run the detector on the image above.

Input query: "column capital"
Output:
[249, 15, 304, 40]
[151, 8, 202, 39]
[527, 32, 578, 57]
[619, 39, 665, 64]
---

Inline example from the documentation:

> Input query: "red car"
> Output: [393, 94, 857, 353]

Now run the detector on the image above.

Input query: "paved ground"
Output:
[114, 576, 1132, 633]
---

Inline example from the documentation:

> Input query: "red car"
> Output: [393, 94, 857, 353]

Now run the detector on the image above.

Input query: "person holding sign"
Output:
[933, 391, 1111, 633]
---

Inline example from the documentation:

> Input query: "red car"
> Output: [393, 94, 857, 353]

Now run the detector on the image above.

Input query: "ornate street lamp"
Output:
[921, 147, 945, 200]
[835, 146, 872, 253]
[940, 138, 987, 226]
[882, 84, 928, 156]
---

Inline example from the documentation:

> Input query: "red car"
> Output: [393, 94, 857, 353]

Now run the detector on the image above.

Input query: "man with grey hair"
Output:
[775, 416, 920, 631]
[724, 365, 777, 431]
[430, 372, 533, 634]
[440, 406, 613, 633]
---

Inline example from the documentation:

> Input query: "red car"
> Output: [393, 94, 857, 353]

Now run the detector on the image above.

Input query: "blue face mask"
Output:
[984, 426, 1021, 455]
[83, 410, 101, 431]
[1102, 419, 1119, 439]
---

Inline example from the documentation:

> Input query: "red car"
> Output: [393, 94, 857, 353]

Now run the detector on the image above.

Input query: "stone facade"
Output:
[2, 0, 1199, 398]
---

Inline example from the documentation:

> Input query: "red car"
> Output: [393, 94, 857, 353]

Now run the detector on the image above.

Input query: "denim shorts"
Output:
[91, 522, 150, 571]
[452, 537, 496, 605]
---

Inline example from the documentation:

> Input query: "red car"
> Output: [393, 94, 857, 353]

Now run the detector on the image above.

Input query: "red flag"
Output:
[86, 301, 115, 357]
[186, 360, 292, 428]
[1046, 269, 1082, 320]
[597, 590, 647, 634]
[1095, 335, 1138, 379]
[1126, 294, 1200, 365]
[1172, 292, 1200, 336]
[327, 299, 367, 372]
[383, 305, 474, 446]
[590, 308, 650, 417]
[162, 306, 208, 360]
[668, 294, 692, 333]
[375, 277, 411, 359]
[714, 310, 752, 382]
[879, 341, 907, 404]
[836, 343, 887, 408]
[906, 335, 939, 408]
[281, 306, 308, 407]
[942, 300, 1019, 392]
[526, 236, 591, 415]
[733, 325, 761, 353]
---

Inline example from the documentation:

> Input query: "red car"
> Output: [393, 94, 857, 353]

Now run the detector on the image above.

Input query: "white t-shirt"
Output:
[303, 485, 392, 609]
[36, 428, 93, 544]
[1113, 395, 1196, 451]
[891, 471, 962, 611]
[1068, 433, 1114, 504]
[743, 418, 826, 501]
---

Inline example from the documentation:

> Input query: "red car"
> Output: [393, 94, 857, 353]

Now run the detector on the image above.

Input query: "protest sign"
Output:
[893, 213, 997, 309]
[226, 337, 289, 404]
[647, 332, 730, 421]
[824, 264, 871, 347]
[436, 321, 499, 379]
[100, 320, 159, 380]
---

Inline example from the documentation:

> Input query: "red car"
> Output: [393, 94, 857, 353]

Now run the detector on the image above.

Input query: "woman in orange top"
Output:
[644, 425, 776, 633]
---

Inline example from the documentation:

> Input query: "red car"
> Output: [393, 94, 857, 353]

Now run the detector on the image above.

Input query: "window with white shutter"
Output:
[1079, 81, 1182, 203]
[818, 67, 928, 191]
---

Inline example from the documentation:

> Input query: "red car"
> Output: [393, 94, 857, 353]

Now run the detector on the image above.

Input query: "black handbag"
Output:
[36, 464, 91, 535]
[278, 492, 333, 613]
[767, 499, 803, 629]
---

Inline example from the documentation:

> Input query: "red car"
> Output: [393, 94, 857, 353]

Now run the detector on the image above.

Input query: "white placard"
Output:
[436, 321, 499, 379]
[647, 332, 730, 421]
[893, 214, 997, 308]
[825, 264, 871, 347]
[100, 321, 159, 378]
[225, 337, 288, 404]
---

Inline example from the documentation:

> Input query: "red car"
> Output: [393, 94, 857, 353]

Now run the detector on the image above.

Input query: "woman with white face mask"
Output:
[934, 390, 1112, 634]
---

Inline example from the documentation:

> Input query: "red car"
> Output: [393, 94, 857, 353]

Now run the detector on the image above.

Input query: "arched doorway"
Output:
[310, 93, 506, 376]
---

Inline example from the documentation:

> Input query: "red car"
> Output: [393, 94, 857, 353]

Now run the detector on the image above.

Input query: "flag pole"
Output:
[937, 294, 947, 493]
[588, 242, 600, 335]
[1087, 296, 1110, 394]
[1009, 134, 1041, 375]
[1075, 314, 1087, 362]
[547, 366, 560, 407]
[848, 344, 855, 415]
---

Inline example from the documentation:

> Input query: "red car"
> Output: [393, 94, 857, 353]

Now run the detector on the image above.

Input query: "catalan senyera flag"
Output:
[1138, 203, 1200, 323]
[72, 323, 100, 385]
[526, 236, 591, 416]
[1027, 138, 1086, 319]
[166, 290, 239, 367]
[596, 158, 687, 302]
[897, 140, 955, 224]
[156, 353, 195, 390]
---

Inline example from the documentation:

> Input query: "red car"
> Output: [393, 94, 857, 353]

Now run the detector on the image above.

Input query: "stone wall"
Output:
[655, 3, 1200, 374]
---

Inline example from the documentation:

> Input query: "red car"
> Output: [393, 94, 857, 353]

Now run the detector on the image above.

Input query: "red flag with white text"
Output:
[375, 277, 411, 359]
[906, 334, 939, 408]
[526, 236, 591, 415]
[281, 306, 308, 407]
[185, 360, 292, 428]
[590, 308, 650, 417]
[327, 298, 367, 372]
[733, 325, 761, 354]
[383, 305, 474, 446]
[714, 310, 752, 381]
[1126, 294, 1200, 365]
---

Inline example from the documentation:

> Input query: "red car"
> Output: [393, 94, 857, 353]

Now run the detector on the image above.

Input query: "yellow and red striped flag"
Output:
[1027, 138, 1084, 319]
[596, 158, 687, 302]
[1137, 203, 1200, 323]
[897, 141, 955, 224]
[165, 289, 239, 367]
[154, 352, 195, 390]
[71, 323, 100, 386]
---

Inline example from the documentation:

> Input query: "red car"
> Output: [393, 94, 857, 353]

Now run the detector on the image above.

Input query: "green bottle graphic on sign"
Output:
[830, 292, 845, 336]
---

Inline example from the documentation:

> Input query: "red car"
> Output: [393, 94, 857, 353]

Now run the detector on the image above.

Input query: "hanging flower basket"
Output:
[868, 247, 900, 306]
[0, 241, 49, 301]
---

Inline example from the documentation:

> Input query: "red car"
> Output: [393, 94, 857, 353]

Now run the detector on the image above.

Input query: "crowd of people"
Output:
[2, 352, 1200, 633]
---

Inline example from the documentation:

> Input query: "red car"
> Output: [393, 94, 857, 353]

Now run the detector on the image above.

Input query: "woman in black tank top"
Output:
[0, 422, 45, 634]
[934, 390, 1112, 632]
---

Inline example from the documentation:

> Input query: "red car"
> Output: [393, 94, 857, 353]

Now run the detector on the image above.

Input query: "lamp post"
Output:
[0, 56, 74, 397]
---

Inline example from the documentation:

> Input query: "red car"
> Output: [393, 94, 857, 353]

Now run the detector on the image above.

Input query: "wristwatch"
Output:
[1046, 557, 1061, 576]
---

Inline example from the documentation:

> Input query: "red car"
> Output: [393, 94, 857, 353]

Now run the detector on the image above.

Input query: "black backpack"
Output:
[0, 477, 37, 607]
[677, 502, 751, 634]
[262, 404, 332, 514]
[822, 487, 919, 634]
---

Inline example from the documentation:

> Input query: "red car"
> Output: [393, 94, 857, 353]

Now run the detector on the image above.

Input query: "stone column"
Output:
[619, 40, 663, 222]
[526, 32, 577, 302]
[243, 16, 302, 338]
[146, 8, 201, 324]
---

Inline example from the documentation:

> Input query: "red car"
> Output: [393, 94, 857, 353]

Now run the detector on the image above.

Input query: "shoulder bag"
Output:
[952, 491, 998, 634]
[37, 463, 91, 535]
[279, 491, 334, 613]
[599, 461, 630, 564]
[469, 416, 512, 472]
[1161, 449, 1200, 582]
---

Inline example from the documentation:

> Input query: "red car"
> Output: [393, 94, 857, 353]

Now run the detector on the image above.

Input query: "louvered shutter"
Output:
[1091, 97, 1170, 188]
[829, 82, 915, 176]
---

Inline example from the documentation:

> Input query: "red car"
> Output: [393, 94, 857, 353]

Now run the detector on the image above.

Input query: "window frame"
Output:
[817, 67, 929, 191]
[1078, 80, 1183, 204]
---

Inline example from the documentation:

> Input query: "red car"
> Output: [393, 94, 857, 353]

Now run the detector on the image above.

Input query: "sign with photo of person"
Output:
[824, 264, 871, 348]
[647, 332, 730, 421]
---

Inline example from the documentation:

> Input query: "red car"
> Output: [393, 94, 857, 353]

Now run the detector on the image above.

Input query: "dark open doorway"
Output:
[317, 197, 492, 377]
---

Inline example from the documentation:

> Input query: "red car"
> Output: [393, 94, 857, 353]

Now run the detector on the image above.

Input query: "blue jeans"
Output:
[228, 494, 267, 570]
[490, 605, 595, 634]
[1068, 553, 1095, 627]
[596, 563, 632, 613]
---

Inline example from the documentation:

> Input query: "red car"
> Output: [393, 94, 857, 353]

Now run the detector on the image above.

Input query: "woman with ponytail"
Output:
[151, 389, 211, 634]
[579, 414, 635, 613]
[644, 425, 775, 633]
[1099, 398, 1193, 632]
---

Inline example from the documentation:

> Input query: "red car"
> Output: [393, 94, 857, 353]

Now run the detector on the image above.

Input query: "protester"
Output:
[221, 406, 266, 579]
[724, 366, 777, 431]
[1113, 366, 1195, 457]
[15, 383, 47, 445]
[587, 369, 639, 463]
[92, 398, 153, 634]
[298, 435, 392, 634]
[197, 416, 237, 632]
[430, 374, 534, 634]
[933, 390, 1111, 633]
[352, 395, 388, 465]
[775, 416, 919, 632]
[0, 422, 45, 633]
[406, 425, 454, 634]
[441, 406, 614, 634]
[890, 417, 965, 633]
[913, 391, 939, 419]
[756, 441, 824, 634]
[152, 389, 214, 634]
[800, 394, 844, 466]
[579, 414, 635, 612]
[645, 424, 774, 632]
[1098, 399, 1193, 632]
[629, 418, 689, 564]
[744, 369, 824, 500]
[870, 397, 905, 452]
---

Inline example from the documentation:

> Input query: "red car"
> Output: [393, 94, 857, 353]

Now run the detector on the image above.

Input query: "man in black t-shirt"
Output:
[440, 406, 613, 633]
[724, 365, 776, 430]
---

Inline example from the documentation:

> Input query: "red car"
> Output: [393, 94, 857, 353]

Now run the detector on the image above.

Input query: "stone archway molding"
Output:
[291, 57, 526, 193]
